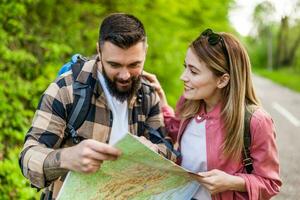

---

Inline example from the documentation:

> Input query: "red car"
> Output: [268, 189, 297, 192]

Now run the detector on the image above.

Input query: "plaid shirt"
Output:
[19, 60, 175, 197]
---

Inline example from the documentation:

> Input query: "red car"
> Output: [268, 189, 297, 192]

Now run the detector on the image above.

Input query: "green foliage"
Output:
[245, 36, 268, 69]
[247, 0, 300, 72]
[0, 0, 232, 199]
[0, 148, 39, 200]
[254, 67, 300, 93]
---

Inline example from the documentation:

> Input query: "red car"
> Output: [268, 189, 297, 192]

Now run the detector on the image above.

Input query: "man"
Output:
[19, 13, 174, 199]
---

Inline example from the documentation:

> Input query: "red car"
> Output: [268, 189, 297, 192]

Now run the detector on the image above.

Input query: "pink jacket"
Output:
[162, 98, 281, 200]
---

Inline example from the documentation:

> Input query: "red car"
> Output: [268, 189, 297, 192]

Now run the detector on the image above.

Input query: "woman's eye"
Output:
[189, 67, 198, 74]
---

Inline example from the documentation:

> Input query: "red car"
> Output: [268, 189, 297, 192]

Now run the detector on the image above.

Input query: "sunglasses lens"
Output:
[208, 34, 220, 45]
[200, 28, 230, 68]
[201, 29, 220, 46]
[202, 29, 212, 36]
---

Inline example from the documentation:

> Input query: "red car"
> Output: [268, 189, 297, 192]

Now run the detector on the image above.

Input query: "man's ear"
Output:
[96, 42, 101, 58]
[144, 42, 148, 56]
[96, 42, 99, 53]
[217, 73, 230, 89]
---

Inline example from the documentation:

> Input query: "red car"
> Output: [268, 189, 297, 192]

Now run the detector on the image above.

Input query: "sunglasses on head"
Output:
[201, 28, 230, 67]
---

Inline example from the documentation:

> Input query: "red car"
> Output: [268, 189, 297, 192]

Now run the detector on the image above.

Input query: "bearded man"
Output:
[19, 13, 174, 199]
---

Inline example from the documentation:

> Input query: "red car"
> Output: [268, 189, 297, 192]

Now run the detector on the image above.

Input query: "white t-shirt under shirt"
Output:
[97, 71, 128, 145]
[181, 118, 211, 200]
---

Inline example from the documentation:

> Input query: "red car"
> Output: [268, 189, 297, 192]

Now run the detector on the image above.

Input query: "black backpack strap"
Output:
[243, 106, 256, 173]
[138, 82, 181, 158]
[136, 82, 152, 136]
[144, 124, 181, 158]
[64, 57, 94, 144]
[142, 83, 152, 116]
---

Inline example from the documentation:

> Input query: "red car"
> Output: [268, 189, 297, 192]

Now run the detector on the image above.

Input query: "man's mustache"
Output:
[116, 79, 131, 83]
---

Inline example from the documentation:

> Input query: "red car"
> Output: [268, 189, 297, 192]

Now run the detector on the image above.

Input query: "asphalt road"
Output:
[252, 75, 300, 199]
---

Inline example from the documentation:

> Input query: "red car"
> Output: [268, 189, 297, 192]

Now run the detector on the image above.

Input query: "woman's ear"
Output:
[217, 73, 230, 89]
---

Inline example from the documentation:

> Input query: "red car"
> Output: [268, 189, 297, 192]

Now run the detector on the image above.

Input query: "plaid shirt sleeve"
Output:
[19, 76, 71, 188]
[144, 91, 177, 162]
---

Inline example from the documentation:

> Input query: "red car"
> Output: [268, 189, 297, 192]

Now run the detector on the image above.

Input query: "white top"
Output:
[181, 118, 211, 200]
[97, 71, 128, 145]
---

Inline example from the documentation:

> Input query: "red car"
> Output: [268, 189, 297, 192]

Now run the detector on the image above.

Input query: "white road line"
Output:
[272, 102, 300, 127]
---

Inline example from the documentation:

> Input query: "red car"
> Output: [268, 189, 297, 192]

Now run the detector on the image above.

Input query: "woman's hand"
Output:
[142, 71, 168, 108]
[191, 169, 246, 195]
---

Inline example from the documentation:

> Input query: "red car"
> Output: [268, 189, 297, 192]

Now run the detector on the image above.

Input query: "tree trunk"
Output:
[267, 28, 273, 71]
[286, 33, 300, 66]
[275, 16, 289, 69]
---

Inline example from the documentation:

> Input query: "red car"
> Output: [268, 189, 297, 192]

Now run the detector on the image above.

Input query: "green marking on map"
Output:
[57, 133, 197, 200]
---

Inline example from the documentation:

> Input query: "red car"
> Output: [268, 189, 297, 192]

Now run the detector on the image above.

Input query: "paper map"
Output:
[57, 133, 200, 200]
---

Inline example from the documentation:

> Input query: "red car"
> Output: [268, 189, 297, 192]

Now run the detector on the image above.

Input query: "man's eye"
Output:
[129, 63, 140, 68]
[110, 63, 120, 68]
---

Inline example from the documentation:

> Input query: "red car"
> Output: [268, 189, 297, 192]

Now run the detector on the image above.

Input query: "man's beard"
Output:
[102, 68, 141, 102]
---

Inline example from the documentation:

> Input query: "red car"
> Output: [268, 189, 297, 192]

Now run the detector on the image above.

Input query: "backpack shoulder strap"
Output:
[64, 56, 94, 144]
[136, 81, 153, 137]
[138, 81, 181, 158]
[243, 105, 257, 173]
[140, 81, 153, 116]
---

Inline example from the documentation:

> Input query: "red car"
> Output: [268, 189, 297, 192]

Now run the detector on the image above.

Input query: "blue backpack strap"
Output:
[58, 54, 81, 76]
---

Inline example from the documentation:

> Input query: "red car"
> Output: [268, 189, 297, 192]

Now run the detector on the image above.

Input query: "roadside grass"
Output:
[253, 67, 300, 93]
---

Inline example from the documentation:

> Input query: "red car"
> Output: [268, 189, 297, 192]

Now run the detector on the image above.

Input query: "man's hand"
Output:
[60, 139, 122, 173]
[190, 169, 246, 195]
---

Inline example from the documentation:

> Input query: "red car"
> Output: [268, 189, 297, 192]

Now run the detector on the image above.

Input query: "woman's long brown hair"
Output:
[178, 31, 260, 160]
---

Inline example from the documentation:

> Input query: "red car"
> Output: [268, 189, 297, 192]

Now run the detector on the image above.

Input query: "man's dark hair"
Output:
[99, 13, 146, 49]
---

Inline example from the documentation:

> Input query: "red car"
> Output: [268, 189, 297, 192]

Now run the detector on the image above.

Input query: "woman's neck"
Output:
[204, 92, 222, 113]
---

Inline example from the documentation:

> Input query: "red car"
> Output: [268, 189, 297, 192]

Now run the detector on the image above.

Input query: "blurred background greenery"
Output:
[0, 0, 299, 199]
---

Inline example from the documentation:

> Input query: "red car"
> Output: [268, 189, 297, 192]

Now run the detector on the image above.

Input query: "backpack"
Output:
[243, 106, 256, 174]
[58, 54, 180, 157]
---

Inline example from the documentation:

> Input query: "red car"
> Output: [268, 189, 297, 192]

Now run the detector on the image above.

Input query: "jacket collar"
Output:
[75, 59, 98, 85]
[197, 101, 222, 120]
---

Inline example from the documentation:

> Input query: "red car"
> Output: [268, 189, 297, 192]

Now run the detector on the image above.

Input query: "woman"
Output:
[143, 29, 281, 199]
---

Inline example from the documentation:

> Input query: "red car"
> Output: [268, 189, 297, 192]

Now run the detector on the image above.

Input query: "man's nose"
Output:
[118, 67, 131, 80]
